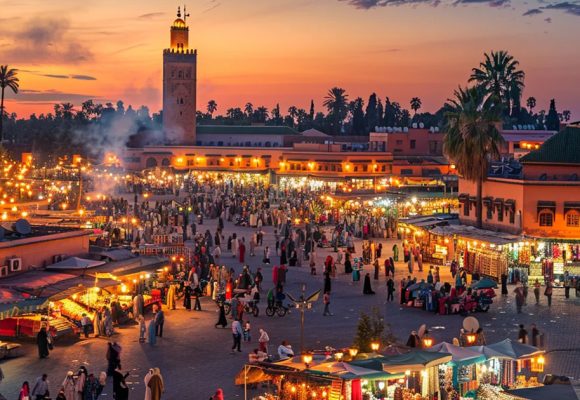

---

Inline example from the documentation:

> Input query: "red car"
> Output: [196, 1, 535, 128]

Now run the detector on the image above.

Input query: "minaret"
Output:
[163, 6, 197, 145]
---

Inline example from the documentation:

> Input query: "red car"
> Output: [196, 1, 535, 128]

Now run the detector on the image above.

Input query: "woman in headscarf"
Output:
[212, 389, 224, 400]
[148, 368, 164, 400]
[363, 273, 375, 295]
[36, 326, 50, 359]
[62, 371, 76, 400]
[148, 318, 157, 345]
[18, 381, 30, 400]
[144, 368, 154, 400]
[76, 366, 88, 400]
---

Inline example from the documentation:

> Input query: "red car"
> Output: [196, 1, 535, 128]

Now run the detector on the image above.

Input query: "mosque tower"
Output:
[163, 6, 197, 145]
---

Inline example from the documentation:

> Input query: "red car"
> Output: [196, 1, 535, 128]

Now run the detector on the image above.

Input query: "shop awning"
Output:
[537, 201, 556, 209]
[485, 339, 544, 360]
[378, 350, 452, 373]
[46, 257, 105, 270]
[426, 342, 486, 367]
[429, 225, 520, 246]
[311, 361, 400, 380]
[564, 202, 580, 212]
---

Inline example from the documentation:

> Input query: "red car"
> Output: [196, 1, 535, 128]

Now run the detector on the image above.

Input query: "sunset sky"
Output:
[1, 0, 579, 119]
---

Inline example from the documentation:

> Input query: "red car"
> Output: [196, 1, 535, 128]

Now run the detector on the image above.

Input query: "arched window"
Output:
[178, 71, 183, 78]
[539, 210, 554, 227]
[145, 157, 158, 168]
[161, 158, 171, 167]
[566, 210, 580, 227]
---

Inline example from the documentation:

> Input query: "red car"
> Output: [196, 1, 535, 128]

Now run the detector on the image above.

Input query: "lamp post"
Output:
[371, 342, 380, 352]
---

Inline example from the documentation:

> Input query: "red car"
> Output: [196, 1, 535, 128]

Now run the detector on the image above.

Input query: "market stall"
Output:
[426, 342, 486, 398]
[478, 339, 545, 389]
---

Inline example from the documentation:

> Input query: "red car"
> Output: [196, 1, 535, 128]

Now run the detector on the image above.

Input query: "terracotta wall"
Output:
[0, 232, 90, 276]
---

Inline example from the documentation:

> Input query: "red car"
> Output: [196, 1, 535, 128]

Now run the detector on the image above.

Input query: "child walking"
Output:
[243, 320, 251, 342]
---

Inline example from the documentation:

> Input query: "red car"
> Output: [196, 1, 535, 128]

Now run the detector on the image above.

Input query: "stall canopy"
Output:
[471, 277, 498, 289]
[426, 342, 486, 367]
[485, 339, 544, 360]
[377, 350, 452, 373]
[503, 383, 579, 400]
[46, 257, 105, 270]
[429, 225, 520, 246]
[275, 354, 328, 371]
[311, 361, 402, 380]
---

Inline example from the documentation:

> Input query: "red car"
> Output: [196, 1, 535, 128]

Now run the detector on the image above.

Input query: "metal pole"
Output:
[244, 364, 247, 400]
[300, 305, 305, 354]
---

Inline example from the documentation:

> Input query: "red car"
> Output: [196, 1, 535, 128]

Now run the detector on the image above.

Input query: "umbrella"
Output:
[470, 277, 498, 289]
[407, 281, 433, 292]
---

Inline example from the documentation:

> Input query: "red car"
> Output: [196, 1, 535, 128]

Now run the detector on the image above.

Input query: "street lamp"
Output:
[349, 347, 359, 359]
[466, 332, 477, 345]
[334, 351, 344, 361]
[371, 342, 380, 352]
[422, 336, 434, 348]
[302, 352, 313, 368]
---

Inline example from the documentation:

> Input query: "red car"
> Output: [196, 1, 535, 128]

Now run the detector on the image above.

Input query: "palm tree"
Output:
[255, 106, 269, 123]
[469, 50, 525, 115]
[61, 103, 75, 120]
[562, 110, 571, 122]
[323, 87, 349, 135]
[526, 97, 536, 114]
[0, 65, 20, 142]
[443, 86, 504, 229]
[244, 102, 254, 118]
[207, 100, 217, 117]
[410, 97, 422, 115]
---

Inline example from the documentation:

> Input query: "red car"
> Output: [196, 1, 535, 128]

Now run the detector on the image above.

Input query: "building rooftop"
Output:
[197, 125, 299, 136]
[0, 224, 88, 243]
[520, 126, 580, 165]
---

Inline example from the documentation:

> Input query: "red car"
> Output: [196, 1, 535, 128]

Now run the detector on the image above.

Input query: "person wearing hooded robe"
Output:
[76, 367, 88, 400]
[392, 244, 399, 261]
[373, 259, 380, 280]
[144, 369, 154, 400]
[112, 367, 129, 400]
[62, 371, 76, 400]
[148, 368, 164, 400]
[183, 285, 192, 311]
[344, 253, 353, 274]
[148, 318, 157, 345]
[215, 301, 228, 328]
[212, 389, 224, 400]
[363, 273, 375, 295]
[36, 326, 50, 359]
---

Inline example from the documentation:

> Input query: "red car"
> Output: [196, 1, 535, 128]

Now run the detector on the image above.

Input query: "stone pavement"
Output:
[1, 217, 579, 399]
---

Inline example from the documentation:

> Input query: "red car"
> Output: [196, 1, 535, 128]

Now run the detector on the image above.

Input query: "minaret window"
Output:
[178, 71, 183, 78]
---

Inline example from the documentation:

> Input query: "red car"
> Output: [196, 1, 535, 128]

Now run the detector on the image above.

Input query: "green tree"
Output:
[410, 97, 422, 115]
[244, 102, 254, 118]
[254, 106, 269, 123]
[469, 50, 525, 116]
[526, 97, 536, 114]
[545, 99, 560, 131]
[207, 100, 217, 117]
[365, 93, 378, 132]
[0, 65, 20, 142]
[443, 87, 504, 229]
[562, 110, 571, 122]
[353, 307, 396, 353]
[351, 97, 365, 135]
[323, 87, 349, 135]
[309, 100, 315, 120]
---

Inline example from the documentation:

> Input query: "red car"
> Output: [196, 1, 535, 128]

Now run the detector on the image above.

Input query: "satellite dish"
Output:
[418, 324, 427, 338]
[14, 219, 32, 235]
[463, 316, 480, 332]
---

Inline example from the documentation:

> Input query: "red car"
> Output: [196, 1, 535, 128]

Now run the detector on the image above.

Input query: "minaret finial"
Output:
[184, 5, 190, 21]
[177, 6, 181, 18]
